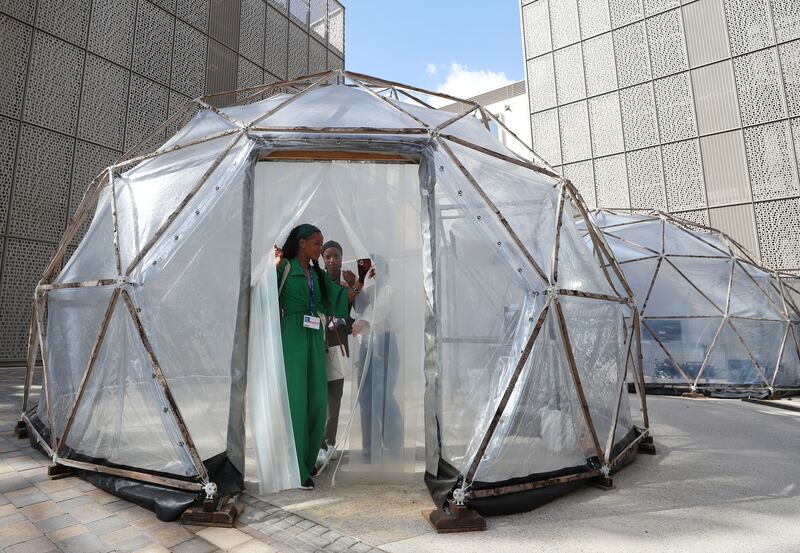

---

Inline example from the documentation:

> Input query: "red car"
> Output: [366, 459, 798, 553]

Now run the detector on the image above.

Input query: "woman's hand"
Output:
[342, 270, 357, 286]
[351, 320, 370, 336]
[273, 245, 283, 267]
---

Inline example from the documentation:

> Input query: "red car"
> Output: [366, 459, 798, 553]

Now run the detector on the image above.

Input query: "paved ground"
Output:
[2, 365, 800, 552]
[0, 367, 386, 553]
[378, 396, 800, 553]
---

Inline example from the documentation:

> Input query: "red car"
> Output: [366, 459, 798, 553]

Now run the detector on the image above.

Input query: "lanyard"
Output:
[307, 269, 316, 313]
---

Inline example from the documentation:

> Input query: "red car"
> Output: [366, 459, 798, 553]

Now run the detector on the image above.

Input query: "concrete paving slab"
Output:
[0, 519, 42, 548]
[34, 513, 79, 533]
[197, 526, 255, 549]
[85, 514, 130, 534]
[19, 499, 64, 521]
[5, 535, 59, 553]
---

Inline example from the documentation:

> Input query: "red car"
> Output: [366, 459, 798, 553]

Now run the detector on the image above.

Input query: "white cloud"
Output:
[425, 62, 438, 76]
[429, 63, 513, 107]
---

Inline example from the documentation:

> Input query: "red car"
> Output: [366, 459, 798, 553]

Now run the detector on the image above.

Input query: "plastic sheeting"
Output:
[583, 210, 800, 395]
[248, 161, 425, 488]
[33, 76, 645, 514]
[430, 145, 637, 487]
[247, 258, 301, 493]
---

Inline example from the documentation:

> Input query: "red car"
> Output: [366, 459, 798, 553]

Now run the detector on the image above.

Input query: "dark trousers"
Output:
[357, 332, 403, 459]
[324, 378, 344, 449]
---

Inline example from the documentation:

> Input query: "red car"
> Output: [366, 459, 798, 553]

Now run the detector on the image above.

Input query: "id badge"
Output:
[303, 315, 321, 330]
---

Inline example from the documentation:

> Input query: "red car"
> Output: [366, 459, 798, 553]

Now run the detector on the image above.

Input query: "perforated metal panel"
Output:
[663, 139, 706, 210]
[589, 92, 624, 157]
[550, 0, 580, 49]
[620, 82, 659, 150]
[792, 118, 800, 171]
[237, 55, 263, 93]
[646, 8, 688, 79]
[643, 0, 679, 15]
[177, 0, 209, 32]
[653, 72, 697, 143]
[0, 0, 35, 22]
[289, 0, 308, 27]
[172, 20, 207, 98]
[709, 204, 760, 261]
[683, 0, 730, 68]
[132, 0, 175, 86]
[692, 60, 740, 135]
[70, 140, 119, 245]
[733, 48, 787, 127]
[578, 0, 611, 39]
[23, 32, 83, 135]
[87, 0, 137, 67]
[699, 130, 749, 206]
[265, 5, 289, 79]
[0, 116, 17, 234]
[559, 100, 591, 163]
[125, 75, 168, 150]
[268, 0, 288, 12]
[0, 239, 57, 361]
[166, 90, 197, 137]
[36, 0, 91, 46]
[772, 0, 800, 43]
[523, 1, 552, 59]
[780, 40, 800, 118]
[240, 0, 266, 65]
[563, 160, 596, 206]
[327, 49, 343, 71]
[262, 71, 279, 85]
[614, 21, 651, 88]
[309, 0, 327, 41]
[723, 0, 774, 57]
[531, 108, 562, 165]
[609, 0, 644, 28]
[78, 54, 128, 150]
[527, 54, 557, 113]
[755, 198, 800, 270]
[151, 0, 176, 13]
[288, 21, 309, 79]
[744, 121, 799, 202]
[0, 14, 31, 119]
[327, 0, 343, 54]
[595, 154, 629, 208]
[554, 44, 585, 104]
[627, 147, 666, 209]
[672, 208, 709, 227]
[552, 44, 586, 104]
[8, 124, 71, 242]
[309, 37, 327, 74]
[583, 32, 617, 96]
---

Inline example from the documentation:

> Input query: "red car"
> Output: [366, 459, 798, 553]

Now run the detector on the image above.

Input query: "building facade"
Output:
[520, 0, 800, 273]
[0, 0, 345, 364]
[440, 81, 534, 161]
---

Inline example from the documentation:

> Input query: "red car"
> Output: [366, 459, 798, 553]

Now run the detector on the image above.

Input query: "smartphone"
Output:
[357, 258, 372, 283]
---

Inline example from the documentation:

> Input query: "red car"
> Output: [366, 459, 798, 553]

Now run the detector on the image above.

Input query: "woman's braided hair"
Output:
[282, 224, 329, 309]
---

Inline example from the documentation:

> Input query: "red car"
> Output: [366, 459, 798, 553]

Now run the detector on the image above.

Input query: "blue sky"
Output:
[341, 1, 524, 103]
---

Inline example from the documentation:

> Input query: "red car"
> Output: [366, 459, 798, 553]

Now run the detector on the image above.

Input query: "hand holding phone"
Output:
[357, 258, 372, 283]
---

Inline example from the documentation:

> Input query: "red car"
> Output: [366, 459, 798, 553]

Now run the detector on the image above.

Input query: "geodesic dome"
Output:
[579, 210, 800, 398]
[20, 70, 650, 521]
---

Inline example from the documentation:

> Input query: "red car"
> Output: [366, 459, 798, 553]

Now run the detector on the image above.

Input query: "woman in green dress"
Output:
[274, 224, 349, 489]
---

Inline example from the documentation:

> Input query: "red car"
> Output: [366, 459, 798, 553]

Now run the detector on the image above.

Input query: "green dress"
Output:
[278, 257, 349, 482]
